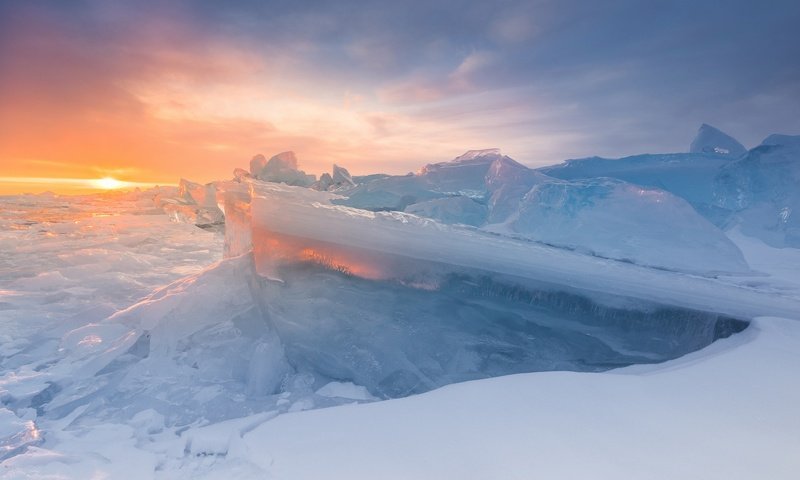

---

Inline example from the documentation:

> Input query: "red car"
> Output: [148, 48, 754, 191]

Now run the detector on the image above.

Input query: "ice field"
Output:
[2, 126, 799, 478]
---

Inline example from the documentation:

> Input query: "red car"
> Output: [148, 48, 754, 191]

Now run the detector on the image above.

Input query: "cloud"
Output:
[378, 50, 496, 103]
[1, 0, 799, 191]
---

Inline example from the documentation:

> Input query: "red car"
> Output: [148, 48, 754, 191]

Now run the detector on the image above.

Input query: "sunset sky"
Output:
[1, 0, 799, 193]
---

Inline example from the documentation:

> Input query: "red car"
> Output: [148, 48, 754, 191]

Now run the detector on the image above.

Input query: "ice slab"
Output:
[334, 149, 511, 210]
[404, 196, 488, 227]
[249, 152, 316, 187]
[499, 178, 749, 273]
[540, 152, 735, 221]
[714, 139, 800, 247]
[0, 407, 40, 461]
[690, 123, 747, 156]
[247, 183, 795, 319]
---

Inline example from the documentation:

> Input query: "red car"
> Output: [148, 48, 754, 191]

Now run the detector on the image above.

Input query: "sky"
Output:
[1, 0, 799, 193]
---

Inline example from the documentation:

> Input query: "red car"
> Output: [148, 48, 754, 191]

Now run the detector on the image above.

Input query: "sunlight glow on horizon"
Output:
[0, 176, 165, 194]
[93, 177, 125, 190]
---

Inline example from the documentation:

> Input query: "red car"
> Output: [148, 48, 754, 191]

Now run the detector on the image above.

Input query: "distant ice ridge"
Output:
[249, 151, 316, 187]
[158, 143, 751, 273]
[540, 125, 800, 248]
[157, 123, 798, 260]
[539, 123, 747, 222]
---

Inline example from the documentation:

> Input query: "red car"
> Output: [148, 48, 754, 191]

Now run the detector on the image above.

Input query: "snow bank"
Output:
[237, 316, 800, 480]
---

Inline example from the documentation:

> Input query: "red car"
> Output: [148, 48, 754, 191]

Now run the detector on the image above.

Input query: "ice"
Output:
[4, 180, 767, 427]
[314, 173, 334, 191]
[248, 151, 316, 187]
[129, 409, 165, 435]
[313, 164, 356, 191]
[313, 148, 746, 272]
[244, 182, 798, 318]
[485, 153, 550, 224]
[404, 196, 488, 226]
[233, 167, 251, 181]
[498, 177, 749, 273]
[540, 130, 800, 248]
[38, 247, 748, 412]
[760, 133, 800, 149]
[316, 382, 377, 401]
[714, 137, 800, 247]
[178, 179, 218, 208]
[417, 148, 504, 195]
[149, 179, 228, 228]
[331, 164, 355, 188]
[320, 148, 747, 272]
[538, 126, 751, 224]
[334, 174, 443, 211]
[238, 316, 800, 480]
[1, 164, 799, 479]
[335, 149, 508, 210]
[245, 336, 291, 397]
[2, 139, 799, 478]
[222, 187, 253, 258]
[162, 203, 225, 227]
[0, 407, 40, 461]
[689, 123, 747, 156]
[539, 152, 736, 222]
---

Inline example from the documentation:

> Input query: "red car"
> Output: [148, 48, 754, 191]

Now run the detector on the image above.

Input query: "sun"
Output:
[93, 177, 125, 190]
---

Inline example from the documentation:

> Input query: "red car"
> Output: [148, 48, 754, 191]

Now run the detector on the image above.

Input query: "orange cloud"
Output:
[0, 4, 523, 194]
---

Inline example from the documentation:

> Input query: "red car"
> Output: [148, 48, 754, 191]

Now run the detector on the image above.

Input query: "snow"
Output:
[237, 316, 800, 480]
[689, 123, 747, 156]
[315, 382, 377, 401]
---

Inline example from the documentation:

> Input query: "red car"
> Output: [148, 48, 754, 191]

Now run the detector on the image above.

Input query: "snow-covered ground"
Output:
[2, 129, 799, 479]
